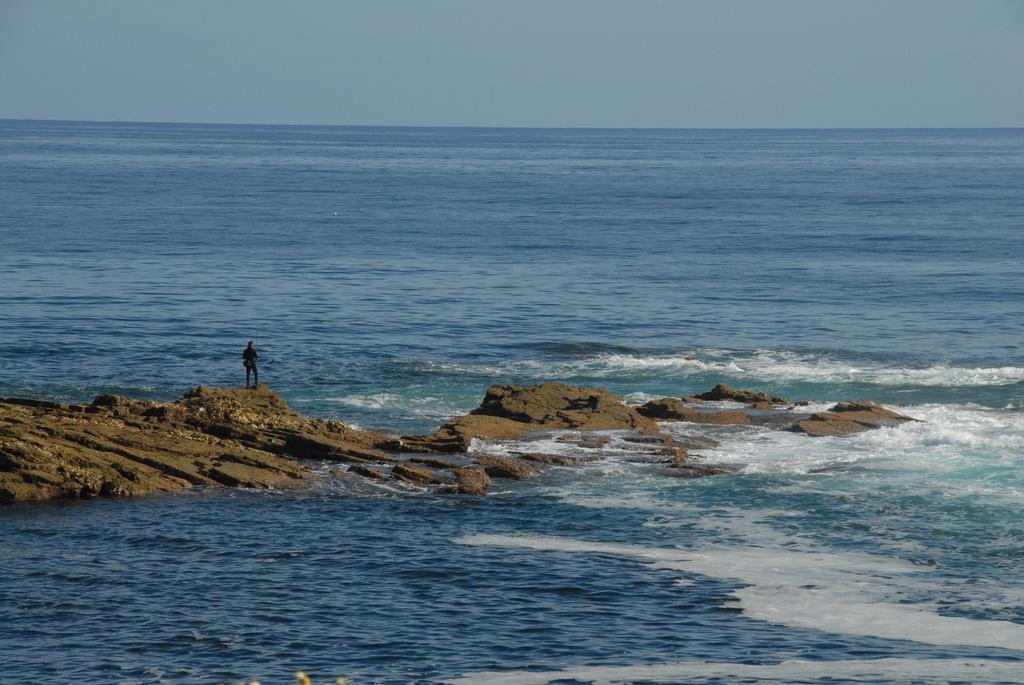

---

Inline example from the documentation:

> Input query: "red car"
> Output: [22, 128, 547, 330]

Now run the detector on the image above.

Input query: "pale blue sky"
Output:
[1, 0, 1022, 127]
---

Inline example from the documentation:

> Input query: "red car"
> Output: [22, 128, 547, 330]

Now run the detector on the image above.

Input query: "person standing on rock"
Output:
[242, 340, 258, 388]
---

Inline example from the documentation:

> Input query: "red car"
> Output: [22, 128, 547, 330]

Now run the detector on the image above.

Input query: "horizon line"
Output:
[1, 116, 1021, 132]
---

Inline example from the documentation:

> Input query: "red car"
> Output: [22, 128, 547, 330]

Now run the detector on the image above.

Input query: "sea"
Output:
[1, 120, 1022, 684]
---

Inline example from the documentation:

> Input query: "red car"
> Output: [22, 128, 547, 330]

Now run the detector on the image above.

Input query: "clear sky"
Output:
[1, 0, 1022, 128]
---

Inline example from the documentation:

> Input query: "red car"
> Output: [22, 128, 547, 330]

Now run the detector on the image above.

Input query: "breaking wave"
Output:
[413, 350, 1024, 389]
[561, 350, 1024, 387]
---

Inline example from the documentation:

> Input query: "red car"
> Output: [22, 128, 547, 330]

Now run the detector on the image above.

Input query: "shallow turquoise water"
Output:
[0, 121, 1022, 683]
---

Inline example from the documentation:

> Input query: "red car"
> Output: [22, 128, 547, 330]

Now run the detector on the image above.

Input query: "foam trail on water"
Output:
[455, 534, 1024, 652]
[445, 657, 1024, 685]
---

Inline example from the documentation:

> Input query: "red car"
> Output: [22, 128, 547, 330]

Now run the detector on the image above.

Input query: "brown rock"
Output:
[284, 432, 393, 464]
[792, 400, 915, 437]
[393, 433, 467, 454]
[473, 455, 536, 480]
[693, 383, 788, 406]
[455, 466, 491, 495]
[636, 398, 693, 419]
[664, 448, 690, 467]
[637, 398, 750, 425]
[399, 383, 656, 452]
[0, 397, 71, 411]
[470, 383, 656, 432]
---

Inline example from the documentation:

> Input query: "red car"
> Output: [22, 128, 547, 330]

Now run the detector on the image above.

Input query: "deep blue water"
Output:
[1, 121, 1023, 684]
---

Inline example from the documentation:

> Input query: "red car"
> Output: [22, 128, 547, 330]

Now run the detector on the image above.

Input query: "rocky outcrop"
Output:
[0, 383, 675, 504]
[637, 398, 750, 425]
[400, 383, 656, 452]
[0, 385, 395, 503]
[691, 383, 789, 408]
[471, 383, 653, 430]
[791, 400, 916, 437]
[0, 381, 922, 504]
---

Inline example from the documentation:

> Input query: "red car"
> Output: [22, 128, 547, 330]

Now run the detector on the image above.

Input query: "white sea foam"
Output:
[650, 402, 1024, 484]
[564, 353, 735, 376]
[725, 350, 1024, 387]
[420, 349, 1024, 388]
[320, 392, 404, 409]
[472, 431, 669, 467]
[621, 390, 660, 403]
[310, 392, 465, 420]
[855, 403, 1024, 452]
[446, 657, 1024, 685]
[470, 398, 1024, 510]
[456, 533, 1024, 653]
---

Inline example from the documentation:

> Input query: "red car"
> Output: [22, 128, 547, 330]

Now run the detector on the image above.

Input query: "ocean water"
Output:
[0, 120, 1023, 684]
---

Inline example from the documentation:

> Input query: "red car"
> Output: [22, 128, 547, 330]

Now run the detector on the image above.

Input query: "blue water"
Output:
[1, 120, 1023, 684]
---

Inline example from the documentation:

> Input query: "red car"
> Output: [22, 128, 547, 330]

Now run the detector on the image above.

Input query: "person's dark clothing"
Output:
[243, 344, 258, 387]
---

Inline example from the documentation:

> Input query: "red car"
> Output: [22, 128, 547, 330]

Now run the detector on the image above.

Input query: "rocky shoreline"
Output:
[0, 382, 915, 504]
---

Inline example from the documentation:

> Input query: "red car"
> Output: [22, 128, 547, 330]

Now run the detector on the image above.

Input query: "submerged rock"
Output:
[349, 464, 389, 481]
[621, 433, 675, 446]
[791, 400, 916, 437]
[391, 462, 447, 486]
[410, 456, 465, 470]
[514, 452, 578, 465]
[673, 435, 722, 450]
[664, 448, 690, 467]
[557, 433, 613, 449]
